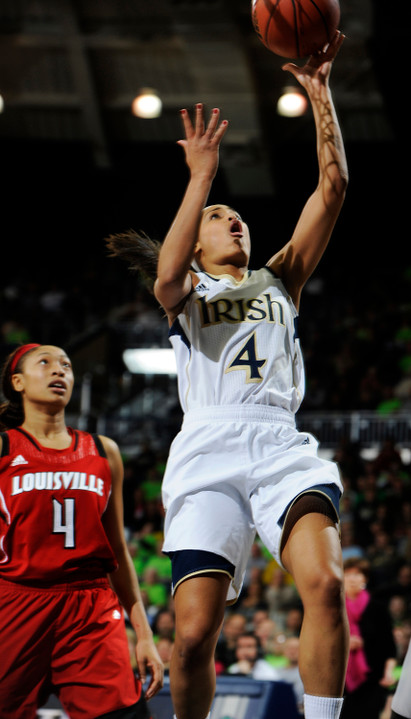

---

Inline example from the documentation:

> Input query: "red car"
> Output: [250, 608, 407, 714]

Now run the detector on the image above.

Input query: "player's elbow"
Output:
[322, 166, 348, 209]
[328, 159, 349, 196]
[335, 166, 349, 195]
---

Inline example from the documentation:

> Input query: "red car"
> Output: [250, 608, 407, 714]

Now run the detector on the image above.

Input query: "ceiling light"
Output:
[131, 88, 162, 119]
[277, 86, 307, 118]
[123, 348, 177, 375]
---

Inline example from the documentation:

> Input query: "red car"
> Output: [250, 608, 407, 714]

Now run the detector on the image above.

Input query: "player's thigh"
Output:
[281, 510, 343, 601]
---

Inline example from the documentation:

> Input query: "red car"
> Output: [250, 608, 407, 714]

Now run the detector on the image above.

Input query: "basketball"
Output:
[251, 0, 340, 58]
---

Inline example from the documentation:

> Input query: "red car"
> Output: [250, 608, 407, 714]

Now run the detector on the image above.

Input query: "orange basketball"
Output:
[251, 0, 340, 58]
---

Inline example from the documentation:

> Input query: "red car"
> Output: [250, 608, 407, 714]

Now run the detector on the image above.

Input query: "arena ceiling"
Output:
[0, 2, 400, 175]
[0, 0, 406, 275]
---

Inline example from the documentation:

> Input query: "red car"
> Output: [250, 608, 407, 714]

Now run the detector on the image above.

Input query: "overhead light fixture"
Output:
[123, 348, 177, 375]
[131, 87, 162, 119]
[277, 86, 307, 118]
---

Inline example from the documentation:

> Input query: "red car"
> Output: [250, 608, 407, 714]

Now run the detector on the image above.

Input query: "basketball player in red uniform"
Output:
[0, 343, 164, 718]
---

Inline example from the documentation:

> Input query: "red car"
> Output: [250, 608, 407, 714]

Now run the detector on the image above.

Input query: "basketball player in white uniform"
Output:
[155, 31, 348, 719]
[391, 641, 411, 719]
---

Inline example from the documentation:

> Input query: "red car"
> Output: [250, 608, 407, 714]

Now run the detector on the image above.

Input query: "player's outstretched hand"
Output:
[282, 30, 344, 90]
[177, 103, 229, 182]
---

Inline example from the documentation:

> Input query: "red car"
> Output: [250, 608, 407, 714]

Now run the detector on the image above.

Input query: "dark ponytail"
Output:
[0, 346, 39, 430]
[105, 229, 161, 293]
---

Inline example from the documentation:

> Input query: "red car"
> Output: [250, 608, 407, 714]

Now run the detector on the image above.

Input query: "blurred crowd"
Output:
[299, 264, 411, 414]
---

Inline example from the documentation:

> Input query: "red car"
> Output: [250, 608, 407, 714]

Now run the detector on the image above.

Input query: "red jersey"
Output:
[0, 427, 118, 584]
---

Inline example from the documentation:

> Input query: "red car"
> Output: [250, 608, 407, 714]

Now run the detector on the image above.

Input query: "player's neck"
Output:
[20, 409, 72, 448]
[203, 261, 248, 281]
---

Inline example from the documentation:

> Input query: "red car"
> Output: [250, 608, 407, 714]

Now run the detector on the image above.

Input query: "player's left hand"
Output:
[135, 638, 164, 699]
[282, 30, 344, 89]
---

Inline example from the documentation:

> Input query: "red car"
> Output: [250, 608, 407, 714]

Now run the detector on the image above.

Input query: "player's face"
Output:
[195, 205, 251, 269]
[12, 345, 74, 408]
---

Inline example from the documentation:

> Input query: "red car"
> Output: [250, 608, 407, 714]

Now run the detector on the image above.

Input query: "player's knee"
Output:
[304, 563, 344, 613]
[174, 623, 217, 666]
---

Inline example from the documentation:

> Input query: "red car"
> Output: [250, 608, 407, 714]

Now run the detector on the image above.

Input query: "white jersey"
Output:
[163, 268, 341, 603]
[169, 267, 304, 413]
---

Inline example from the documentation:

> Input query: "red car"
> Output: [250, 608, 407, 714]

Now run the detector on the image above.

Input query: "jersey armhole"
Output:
[264, 264, 279, 279]
[0, 431, 10, 458]
[92, 433, 107, 458]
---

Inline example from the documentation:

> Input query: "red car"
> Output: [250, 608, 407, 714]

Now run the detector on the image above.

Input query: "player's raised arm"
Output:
[268, 31, 348, 310]
[154, 104, 228, 319]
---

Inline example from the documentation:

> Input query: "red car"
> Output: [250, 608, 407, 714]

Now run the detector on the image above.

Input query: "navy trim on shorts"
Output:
[278, 482, 341, 529]
[168, 550, 235, 591]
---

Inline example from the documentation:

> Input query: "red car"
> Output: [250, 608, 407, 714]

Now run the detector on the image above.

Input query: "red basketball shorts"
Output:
[0, 576, 142, 719]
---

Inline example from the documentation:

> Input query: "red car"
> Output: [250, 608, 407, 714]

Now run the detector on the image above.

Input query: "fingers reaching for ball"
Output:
[312, 29, 345, 63]
[281, 29, 344, 87]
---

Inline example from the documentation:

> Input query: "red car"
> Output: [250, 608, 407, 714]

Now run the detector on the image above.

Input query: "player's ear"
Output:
[193, 246, 203, 270]
[11, 374, 24, 393]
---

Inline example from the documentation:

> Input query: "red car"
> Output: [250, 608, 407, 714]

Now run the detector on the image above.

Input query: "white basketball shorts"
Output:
[162, 405, 342, 603]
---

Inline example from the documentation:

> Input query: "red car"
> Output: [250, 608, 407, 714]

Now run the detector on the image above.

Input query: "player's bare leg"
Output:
[170, 574, 230, 719]
[281, 510, 349, 718]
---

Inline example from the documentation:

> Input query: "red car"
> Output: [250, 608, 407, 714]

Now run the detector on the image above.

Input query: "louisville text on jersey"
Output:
[11, 471, 105, 496]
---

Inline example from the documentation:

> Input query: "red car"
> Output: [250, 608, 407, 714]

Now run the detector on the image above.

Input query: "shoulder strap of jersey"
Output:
[0, 431, 10, 458]
[91, 433, 107, 458]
